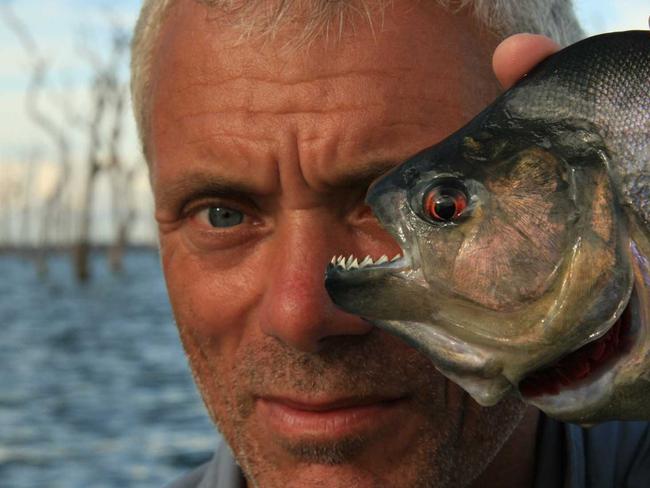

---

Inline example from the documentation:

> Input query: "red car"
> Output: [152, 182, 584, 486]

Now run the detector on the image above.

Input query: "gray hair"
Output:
[131, 0, 584, 157]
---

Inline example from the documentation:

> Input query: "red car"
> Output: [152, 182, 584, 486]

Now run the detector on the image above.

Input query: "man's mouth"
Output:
[518, 304, 634, 398]
[256, 394, 408, 440]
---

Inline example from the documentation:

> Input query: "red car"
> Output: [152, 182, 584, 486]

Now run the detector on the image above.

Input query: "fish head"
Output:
[325, 115, 639, 421]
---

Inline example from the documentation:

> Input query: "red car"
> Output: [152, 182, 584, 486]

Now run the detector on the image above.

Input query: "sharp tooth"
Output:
[346, 255, 354, 268]
[376, 255, 388, 265]
[391, 254, 402, 262]
[337, 256, 345, 267]
[331, 256, 336, 265]
[360, 255, 373, 267]
[349, 258, 359, 269]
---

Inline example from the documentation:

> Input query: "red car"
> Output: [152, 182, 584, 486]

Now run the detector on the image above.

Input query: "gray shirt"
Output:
[166, 440, 244, 488]
[167, 416, 650, 487]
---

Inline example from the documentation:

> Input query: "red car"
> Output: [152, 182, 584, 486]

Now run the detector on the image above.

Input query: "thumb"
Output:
[492, 34, 561, 89]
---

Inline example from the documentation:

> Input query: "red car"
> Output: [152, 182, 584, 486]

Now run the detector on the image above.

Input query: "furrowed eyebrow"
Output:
[155, 159, 401, 211]
[155, 172, 267, 211]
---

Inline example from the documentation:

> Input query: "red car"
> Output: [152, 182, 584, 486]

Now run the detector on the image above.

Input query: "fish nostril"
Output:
[401, 166, 422, 187]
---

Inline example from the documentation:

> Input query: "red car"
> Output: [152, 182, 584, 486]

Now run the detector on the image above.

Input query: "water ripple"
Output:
[0, 251, 215, 487]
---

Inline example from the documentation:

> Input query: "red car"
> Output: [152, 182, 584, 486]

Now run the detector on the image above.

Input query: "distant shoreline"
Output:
[0, 243, 158, 256]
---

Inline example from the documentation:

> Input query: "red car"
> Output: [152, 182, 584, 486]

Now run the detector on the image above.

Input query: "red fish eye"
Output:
[424, 186, 467, 222]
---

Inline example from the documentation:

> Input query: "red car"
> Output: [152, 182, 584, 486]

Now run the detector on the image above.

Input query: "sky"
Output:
[0, 0, 648, 244]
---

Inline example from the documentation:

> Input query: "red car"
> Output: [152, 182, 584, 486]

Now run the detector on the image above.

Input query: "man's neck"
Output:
[470, 406, 540, 488]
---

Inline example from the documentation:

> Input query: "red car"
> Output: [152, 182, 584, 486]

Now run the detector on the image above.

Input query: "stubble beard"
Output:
[180, 326, 526, 488]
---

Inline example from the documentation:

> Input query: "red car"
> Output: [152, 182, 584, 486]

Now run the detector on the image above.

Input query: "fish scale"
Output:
[505, 31, 650, 225]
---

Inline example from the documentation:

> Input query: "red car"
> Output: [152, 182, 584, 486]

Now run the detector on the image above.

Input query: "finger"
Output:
[492, 34, 561, 89]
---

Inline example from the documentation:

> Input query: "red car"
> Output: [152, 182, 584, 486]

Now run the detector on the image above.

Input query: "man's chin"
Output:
[278, 434, 368, 465]
[238, 433, 420, 488]
[242, 462, 401, 488]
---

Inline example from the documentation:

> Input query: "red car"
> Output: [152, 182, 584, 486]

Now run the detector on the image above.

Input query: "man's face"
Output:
[150, 1, 526, 486]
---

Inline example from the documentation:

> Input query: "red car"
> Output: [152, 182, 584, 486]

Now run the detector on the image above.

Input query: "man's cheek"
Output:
[162, 244, 261, 339]
[165, 265, 246, 414]
[174, 327, 245, 454]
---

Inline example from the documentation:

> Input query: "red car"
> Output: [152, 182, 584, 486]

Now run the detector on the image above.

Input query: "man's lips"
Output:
[256, 394, 408, 440]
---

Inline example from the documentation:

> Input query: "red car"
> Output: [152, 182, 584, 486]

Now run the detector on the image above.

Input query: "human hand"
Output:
[492, 33, 561, 89]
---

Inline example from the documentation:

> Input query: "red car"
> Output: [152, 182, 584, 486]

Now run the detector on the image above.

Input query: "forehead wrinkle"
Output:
[176, 103, 386, 122]
[170, 78, 396, 121]
[184, 130, 277, 147]
[173, 99, 448, 160]
[180, 67, 410, 90]
[169, 63, 441, 122]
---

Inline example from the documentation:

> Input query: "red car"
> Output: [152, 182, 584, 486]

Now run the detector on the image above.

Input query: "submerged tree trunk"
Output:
[75, 75, 107, 282]
[105, 28, 132, 275]
[1, 5, 73, 279]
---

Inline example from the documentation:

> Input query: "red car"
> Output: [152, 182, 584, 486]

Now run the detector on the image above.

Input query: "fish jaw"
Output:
[372, 318, 515, 406]
[324, 250, 517, 407]
[324, 183, 431, 324]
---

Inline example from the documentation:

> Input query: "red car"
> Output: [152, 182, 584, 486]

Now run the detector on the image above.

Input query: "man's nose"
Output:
[258, 213, 374, 353]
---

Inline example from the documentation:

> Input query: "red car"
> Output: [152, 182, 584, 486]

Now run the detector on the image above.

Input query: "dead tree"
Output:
[1, 3, 72, 276]
[104, 26, 135, 274]
[73, 70, 108, 281]
[17, 149, 40, 255]
[0, 170, 18, 248]
[73, 20, 134, 280]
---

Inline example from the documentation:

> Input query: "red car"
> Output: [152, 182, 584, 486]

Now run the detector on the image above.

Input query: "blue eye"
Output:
[207, 207, 244, 228]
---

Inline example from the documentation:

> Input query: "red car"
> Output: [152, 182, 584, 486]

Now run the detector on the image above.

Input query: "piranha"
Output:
[325, 31, 650, 424]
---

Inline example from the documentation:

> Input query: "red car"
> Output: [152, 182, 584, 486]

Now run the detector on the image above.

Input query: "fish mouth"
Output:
[324, 250, 414, 308]
[328, 253, 408, 273]
[324, 202, 419, 290]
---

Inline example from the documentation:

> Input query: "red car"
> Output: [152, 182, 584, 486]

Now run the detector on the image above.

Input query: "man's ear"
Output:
[492, 34, 560, 89]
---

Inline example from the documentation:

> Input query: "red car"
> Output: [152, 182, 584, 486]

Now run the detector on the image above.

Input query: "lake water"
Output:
[0, 251, 217, 487]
